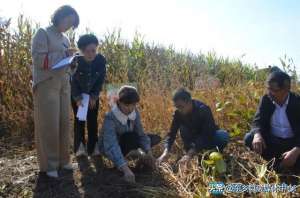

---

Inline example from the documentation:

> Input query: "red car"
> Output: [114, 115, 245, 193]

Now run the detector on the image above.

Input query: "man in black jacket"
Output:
[157, 88, 229, 166]
[244, 71, 300, 172]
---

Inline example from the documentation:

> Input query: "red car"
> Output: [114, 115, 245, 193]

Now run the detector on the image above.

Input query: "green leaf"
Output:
[224, 101, 232, 106]
[255, 163, 267, 179]
[215, 102, 222, 109]
[215, 160, 227, 174]
[203, 160, 215, 165]
[216, 107, 224, 112]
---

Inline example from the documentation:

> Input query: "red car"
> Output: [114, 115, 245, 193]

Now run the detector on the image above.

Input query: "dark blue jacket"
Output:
[71, 54, 106, 101]
[165, 99, 218, 151]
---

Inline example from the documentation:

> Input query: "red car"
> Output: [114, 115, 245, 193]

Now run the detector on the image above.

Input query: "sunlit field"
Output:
[0, 16, 299, 198]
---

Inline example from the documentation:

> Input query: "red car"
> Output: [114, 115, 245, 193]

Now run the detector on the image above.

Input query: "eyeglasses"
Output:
[267, 87, 282, 92]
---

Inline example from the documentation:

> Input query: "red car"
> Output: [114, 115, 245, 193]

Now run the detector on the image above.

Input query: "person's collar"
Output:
[182, 100, 195, 116]
[272, 93, 290, 107]
[190, 99, 196, 112]
[49, 25, 62, 36]
[111, 104, 136, 125]
[284, 93, 290, 106]
[83, 54, 99, 65]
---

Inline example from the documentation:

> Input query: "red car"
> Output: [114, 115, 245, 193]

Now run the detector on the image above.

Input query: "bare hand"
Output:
[252, 133, 266, 155]
[156, 155, 165, 166]
[142, 151, 156, 169]
[156, 149, 168, 166]
[280, 148, 300, 168]
[66, 48, 77, 57]
[76, 100, 83, 107]
[120, 165, 135, 183]
[89, 99, 97, 109]
[178, 154, 191, 167]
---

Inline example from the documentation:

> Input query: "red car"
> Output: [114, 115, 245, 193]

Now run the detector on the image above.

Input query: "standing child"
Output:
[71, 34, 106, 157]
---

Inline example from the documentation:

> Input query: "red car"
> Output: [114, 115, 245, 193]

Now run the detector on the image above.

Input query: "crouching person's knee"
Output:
[214, 129, 230, 152]
[244, 132, 254, 149]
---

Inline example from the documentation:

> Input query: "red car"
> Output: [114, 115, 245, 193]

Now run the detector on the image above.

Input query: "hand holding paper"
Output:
[52, 55, 80, 70]
[76, 93, 90, 121]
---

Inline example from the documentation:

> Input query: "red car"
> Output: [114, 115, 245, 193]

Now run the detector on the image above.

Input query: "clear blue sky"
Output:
[1, 0, 299, 74]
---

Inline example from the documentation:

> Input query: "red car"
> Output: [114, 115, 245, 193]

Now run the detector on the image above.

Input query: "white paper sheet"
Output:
[52, 55, 78, 70]
[76, 93, 90, 121]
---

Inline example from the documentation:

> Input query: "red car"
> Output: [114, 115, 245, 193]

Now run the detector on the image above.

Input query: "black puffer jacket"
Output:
[71, 54, 106, 101]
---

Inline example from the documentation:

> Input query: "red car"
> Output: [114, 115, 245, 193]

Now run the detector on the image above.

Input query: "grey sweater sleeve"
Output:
[102, 114, 127, 168]
[31, 28, 69, 69]
[31, 29, 48, 69]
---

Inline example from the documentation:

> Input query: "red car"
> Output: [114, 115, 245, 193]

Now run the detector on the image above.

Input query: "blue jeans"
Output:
[244, 132, 254, 149]
[180, 127, 230, 152]
[211, 130, 230, 151]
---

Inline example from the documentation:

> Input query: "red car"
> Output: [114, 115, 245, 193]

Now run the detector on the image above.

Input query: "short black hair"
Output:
[118, 86, 140, 104]
[266, 71, 291, 90]
[173, 88, 192, 103]
[269, 65, 282, 73]
[77, 34, 99, 50]
[51, 5, 79, 29]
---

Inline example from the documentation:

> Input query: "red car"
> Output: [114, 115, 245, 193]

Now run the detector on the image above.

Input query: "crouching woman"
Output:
[99, 85, 160, 183]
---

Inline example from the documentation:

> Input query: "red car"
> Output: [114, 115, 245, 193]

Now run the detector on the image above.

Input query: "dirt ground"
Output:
[1, 136, 300, 198]
[0, 136, 178, 198]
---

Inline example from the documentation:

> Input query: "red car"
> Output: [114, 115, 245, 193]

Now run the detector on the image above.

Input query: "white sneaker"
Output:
[127, 149, 146, 159]
[92, 142, 100, 156]
[76, 143, 87, 157]
[62, 163, 78, 170]
[46, 170, 58, 178]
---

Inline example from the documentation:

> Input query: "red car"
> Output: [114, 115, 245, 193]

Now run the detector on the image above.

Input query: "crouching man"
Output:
[244, 71, 300, 173]
[157, 88, 230, 166]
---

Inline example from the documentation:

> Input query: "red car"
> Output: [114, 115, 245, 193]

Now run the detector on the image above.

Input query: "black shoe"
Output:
[148, 134, 162, 147]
